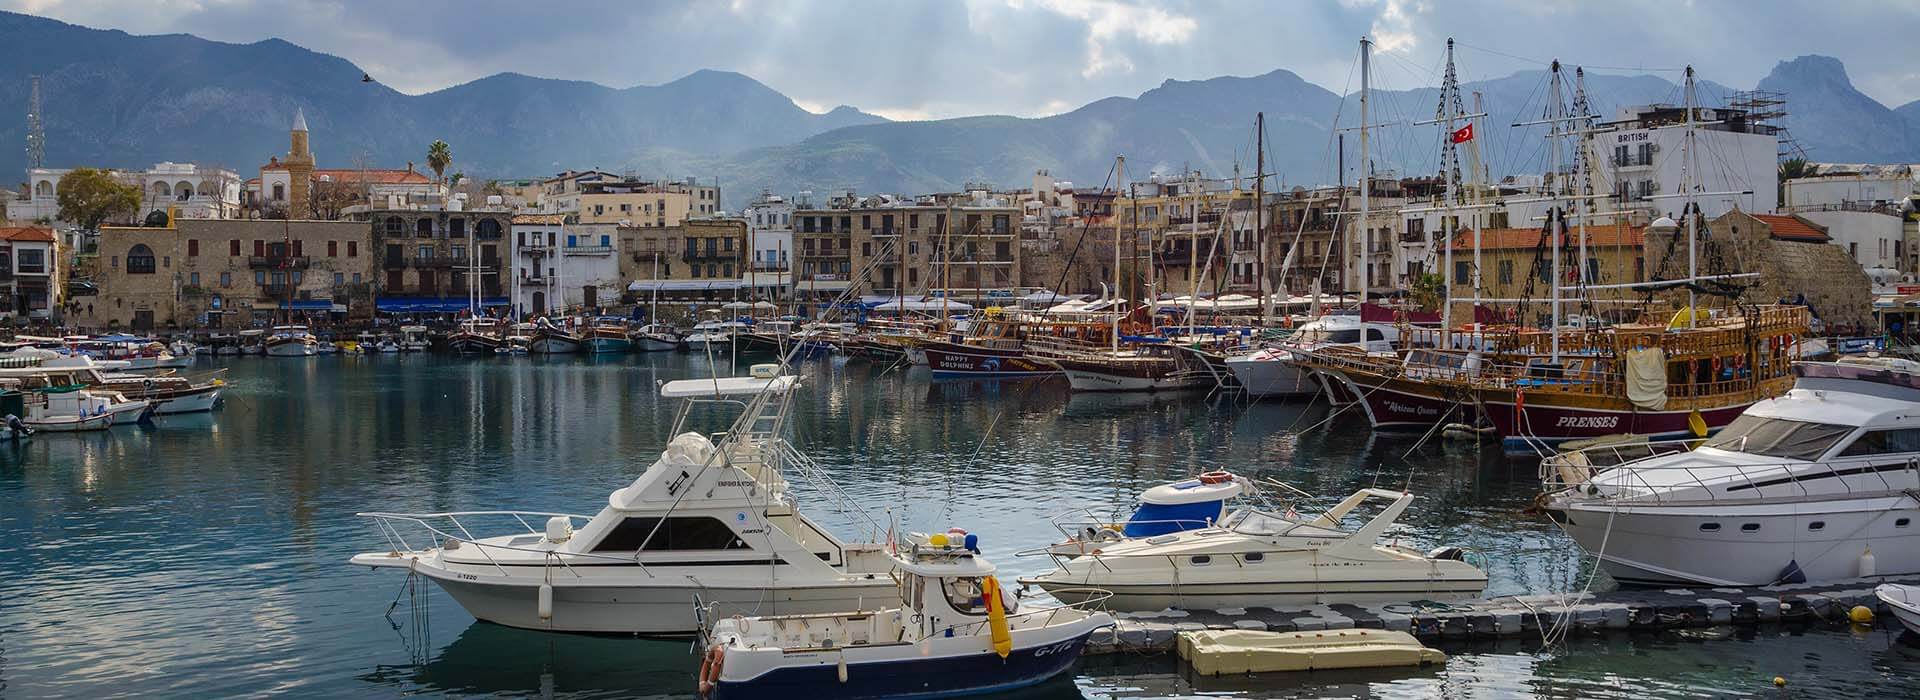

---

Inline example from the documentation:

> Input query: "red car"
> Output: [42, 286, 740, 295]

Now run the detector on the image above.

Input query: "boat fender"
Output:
[537, 583, 554, 620]
[1860, 547, 1877, 578]
[836, 652, 849, 683]
[963, 534, 979, 553]
[1095, 528, 1123, 542]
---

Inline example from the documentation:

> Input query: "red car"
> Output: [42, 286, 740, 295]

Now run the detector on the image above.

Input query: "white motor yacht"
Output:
[1540, 359, 1920, 587]
[398, 325, 431, 352]
[1876, 584, 1920, 635]
[1225, 316, 1401, 398]
[1020, 487, 1486, 610]
[351, 365, 897, 634]
[702, 531, 1112, 699]
[685, 319, 746, 353]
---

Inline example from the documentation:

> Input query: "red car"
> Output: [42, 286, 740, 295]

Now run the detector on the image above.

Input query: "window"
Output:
[221, 272, 232, 288]
[272, 183, 285, 201]
[384, 217, 403, 235]
[707, 263, 717, 278]
[1699, 523, 1721, 532]
[230, 240, 241, 256]
[417, 218, 433, 237]
[348, 241, 357, 257]
[188, 239, 199, 257]
[352, 273, 361, 284]
[1497, 260, 1514, 285]
[942, 577, 995, 615]
[1586, 258, 1600, 283]
[417, 245, 433, 260]
[16, 249, 43, 274]
[601, 235, 611, 247]
[1454, 260, 1469, 283]
[1243, 552, 1265, 563]
[255, 270, 266, 285]
[1740, 523, 1761, 532]
[189, 272, 200, 287]
[909, 213, 920, 229]
[334, 272, 344, 286]
[450, 218, 466, 238]
[1837, 428, 1920, 457]
[254, 240, 265, 257]
[590, 517, 747, 552]
[1703, 415, 1852, 461]
[1808, 521, 1826, 531]
[327, 241, 337, 257]
[127, 244, 157, 274]
[1190, 555, 1212, 565]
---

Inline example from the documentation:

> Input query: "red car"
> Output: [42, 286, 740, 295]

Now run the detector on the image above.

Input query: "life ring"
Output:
[1198, 471, 1233, 485]
[698, 644, 724, 697]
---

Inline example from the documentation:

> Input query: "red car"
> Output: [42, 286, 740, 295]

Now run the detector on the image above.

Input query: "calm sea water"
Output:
[2, 353, 1918, 698]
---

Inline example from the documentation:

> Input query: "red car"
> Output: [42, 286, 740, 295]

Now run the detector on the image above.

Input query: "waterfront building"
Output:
[88, 218, 373, 330]
[13, 163, 242, 223]
[1674, 210, 1873, 329]
[1443, 222, 1645, 318]
[509, 215, 622, 316]
[1572, 102, 1779, 222]
[620, 217, 753, 306]
[359, 199, 511, 315]
[741, 191, 794, 301]
[796, 191, 1022, 304]
[1783, 163, 1918, 210]
[527, 170, 619, 214]
[0, 226, 62, 322]
[573, 177, 721, 227]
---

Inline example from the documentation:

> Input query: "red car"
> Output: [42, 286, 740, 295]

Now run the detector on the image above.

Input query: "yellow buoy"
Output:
[1849, 605, 1875, 624]
[929, 533, 948, 547]
[1773, 676, 1786, 687]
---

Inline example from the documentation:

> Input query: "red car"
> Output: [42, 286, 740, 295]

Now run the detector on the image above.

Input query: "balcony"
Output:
[259, 283, 293, 298]
[520, 276, 548, 286]
[564, 245, 614, 256]
[382, 256, 409, 269]
[1610, 154, 1654, 168]
[683, 250, 734, 262]
[413, 256, 457, 268]
[248, 255, 310, 269]
[632, 250, 669, 264]
[748, 262, 790, 272]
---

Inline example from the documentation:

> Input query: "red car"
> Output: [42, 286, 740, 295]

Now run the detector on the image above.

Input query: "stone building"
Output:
[797, 194, 1022, 303]
[1444, 222, 1647, 324]
[243, 110, 440, 219]
[1684, 210, 1874, 330]
[89, 218, 373, 330]
[620, 218, 752, 307]
[361, 204, 511, 313]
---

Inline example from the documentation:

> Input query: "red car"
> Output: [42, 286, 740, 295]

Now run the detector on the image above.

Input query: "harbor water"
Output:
[3, 353, 1918, 698]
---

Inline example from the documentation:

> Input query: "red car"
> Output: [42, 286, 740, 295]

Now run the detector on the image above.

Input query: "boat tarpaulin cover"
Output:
[1625, 347, 1668, 410]
[1123, 500, 1225, 537]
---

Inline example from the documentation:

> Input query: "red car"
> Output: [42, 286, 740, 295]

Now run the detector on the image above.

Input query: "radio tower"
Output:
[26, 75, 45, 169]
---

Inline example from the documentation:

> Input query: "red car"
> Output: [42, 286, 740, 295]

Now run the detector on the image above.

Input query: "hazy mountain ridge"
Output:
[3, 10, 1915, 210]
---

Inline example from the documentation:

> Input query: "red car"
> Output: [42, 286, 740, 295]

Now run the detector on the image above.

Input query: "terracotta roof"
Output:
[312, 168, 430, 185]
[512, 214, 567, 225]
[1447, 223, 1645, 251]
[1753, 213, 1829, 242]
[0, 227, 56, 242]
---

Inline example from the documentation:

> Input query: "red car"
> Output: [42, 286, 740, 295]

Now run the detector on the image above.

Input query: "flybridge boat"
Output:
[701, 531, 1112, 700]
[1539, 358, 1920, 587]
[1020, 486, 1486, 610]
[351, 365, 897, 634]
[630, 322, 683, 352]
[263, 325, 319, 357]
[684, 318, 746, 353]
[1225, 316, 1401, 398]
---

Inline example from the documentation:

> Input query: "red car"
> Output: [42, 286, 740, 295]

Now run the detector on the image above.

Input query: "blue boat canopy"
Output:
[376, 297, 510, 313]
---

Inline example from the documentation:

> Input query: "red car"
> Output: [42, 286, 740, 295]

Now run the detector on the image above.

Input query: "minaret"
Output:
[285, 108, 315, 218]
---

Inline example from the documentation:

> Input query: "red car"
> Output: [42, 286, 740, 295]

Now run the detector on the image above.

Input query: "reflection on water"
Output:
[0, 353, 1914, 698]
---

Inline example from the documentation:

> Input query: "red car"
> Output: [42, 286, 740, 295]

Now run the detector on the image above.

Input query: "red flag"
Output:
[1450, 123, 1474, 143]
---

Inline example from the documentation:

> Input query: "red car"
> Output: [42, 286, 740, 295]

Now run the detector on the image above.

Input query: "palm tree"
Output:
[1777, 157, 1809, 204]
[426, 140, 452, 184]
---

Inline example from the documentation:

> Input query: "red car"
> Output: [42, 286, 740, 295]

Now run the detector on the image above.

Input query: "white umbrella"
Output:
[752, 301, 778, 310]
[721, 301, 753, 310]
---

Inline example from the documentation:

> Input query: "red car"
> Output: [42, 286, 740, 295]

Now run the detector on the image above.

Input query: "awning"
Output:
[277, 300, 337, 311]
[376, 296, 510, 313]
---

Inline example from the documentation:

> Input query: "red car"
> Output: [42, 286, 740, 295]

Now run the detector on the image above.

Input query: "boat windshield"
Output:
[942, 576, 1009, 615]
[1700, 414, 1853, 461]
[1297, 327, 1361, 344]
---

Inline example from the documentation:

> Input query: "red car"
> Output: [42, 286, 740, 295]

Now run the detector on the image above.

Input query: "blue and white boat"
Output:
[1042, 471, 1247, 557]
[700, 530, 1112, 700]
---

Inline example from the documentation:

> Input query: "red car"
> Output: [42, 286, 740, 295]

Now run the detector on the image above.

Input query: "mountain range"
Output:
[3, 10, 1917, 211]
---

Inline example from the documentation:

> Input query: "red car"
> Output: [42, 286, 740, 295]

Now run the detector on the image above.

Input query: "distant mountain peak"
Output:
[1764, 55, 1853, 88]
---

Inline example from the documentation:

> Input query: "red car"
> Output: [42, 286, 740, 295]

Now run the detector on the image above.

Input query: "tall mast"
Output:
[1114, 156, 1126, 352]
[1547, 60, 1567, 361]
[1256, 112, 1270, 323]
[1357, 36, 1372, 307]
[1470, 90, 1486, 319]
[1436, 38, 1464, 332]
[1188, 168, 1198, 320]
[1573, 67, 1595, 296]
[1684, 65, 1700, 328]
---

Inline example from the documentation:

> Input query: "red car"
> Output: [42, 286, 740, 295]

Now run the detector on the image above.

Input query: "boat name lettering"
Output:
[453, 572, 478, 581]
[1554, 415, 1620, 429]
[716, 480, 753, 487]
[739, 528, 765, 534]
[1032, 640, 1077, 657]
[1381, 401, 1440, 416]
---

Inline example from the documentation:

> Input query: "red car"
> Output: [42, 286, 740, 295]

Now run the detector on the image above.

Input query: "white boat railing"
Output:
[1542, 445, 1920, 506]
[355, 510, 634, 579]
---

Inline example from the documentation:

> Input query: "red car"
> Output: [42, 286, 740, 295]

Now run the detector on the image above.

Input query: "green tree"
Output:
[426, 140, 452, 184]
[1778, 157, 1809, 204]
[1411, 272, 1447, 312]
[56, 168, 143, 231]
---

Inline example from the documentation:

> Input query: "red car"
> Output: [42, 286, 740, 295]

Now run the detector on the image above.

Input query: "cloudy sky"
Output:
[9, 0, 1919, 119]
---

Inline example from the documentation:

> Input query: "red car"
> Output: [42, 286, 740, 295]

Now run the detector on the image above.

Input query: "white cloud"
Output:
[1025, 0, 1198, 78]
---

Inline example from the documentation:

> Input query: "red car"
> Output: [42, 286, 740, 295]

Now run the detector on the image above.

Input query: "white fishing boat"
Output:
[1876, 584, 1920, 635]
[351, 366, 897, 634]
[631, 322, 682, 352]
[19, 409, 114, 432]
[1540, 358, 1920, 587]
[398, 325, 431, 352]
[1020, 486, 1486, 610]
[0, 357, 221, 414]
[700, 530, 1113, 699]
[263, 325, 320, 357]
[1225, 316, 1401, 398]
[373, 336, 402, 353]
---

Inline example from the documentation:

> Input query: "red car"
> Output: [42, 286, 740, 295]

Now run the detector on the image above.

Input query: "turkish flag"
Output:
[1450, 123, 1474, 143]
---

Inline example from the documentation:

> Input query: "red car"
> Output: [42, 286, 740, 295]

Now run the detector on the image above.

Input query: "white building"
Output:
[14, 163, 242, 223]
[508, 216, 623, 316]
[1797, 208, 1911, 278]
[1783, 164, 1919, 211]
[742, 191, 794, 299]
[1586, 103, 1779, 220]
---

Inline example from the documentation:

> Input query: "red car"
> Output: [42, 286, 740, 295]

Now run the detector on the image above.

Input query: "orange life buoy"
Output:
[698, 644, 724, 697]
[1198, 471, 1233, 485]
